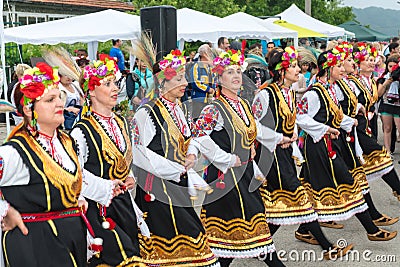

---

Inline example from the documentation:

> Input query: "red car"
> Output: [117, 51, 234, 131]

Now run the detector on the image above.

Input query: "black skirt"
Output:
[257, 145, 318, 225]
[301, 133, 368, 222]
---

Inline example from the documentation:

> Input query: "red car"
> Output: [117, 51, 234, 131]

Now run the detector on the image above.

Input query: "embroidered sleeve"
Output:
[297, 97, 308, 115]
[132, 118, 140, 146]
[252, 96, 263, 119]
[251, 90, 269, 120]
[192, 105, 219, 137]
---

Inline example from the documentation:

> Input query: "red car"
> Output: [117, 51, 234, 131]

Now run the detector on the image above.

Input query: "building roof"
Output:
[28, 0, 134, 11]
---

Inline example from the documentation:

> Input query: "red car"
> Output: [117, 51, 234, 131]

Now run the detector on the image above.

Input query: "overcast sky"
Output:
[343, 0, 400, 10]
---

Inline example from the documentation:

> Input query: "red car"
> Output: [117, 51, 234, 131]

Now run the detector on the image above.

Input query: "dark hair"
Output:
[267, 41, 275, 48]
[77, 49, 87, 54]
[388, 42, 399, 52]
[392, 65, 400, 81]
[316, 50, 330, 78]
[249, 43, 261, 50]
[268, 49, 285, 83]
[112, 39, 120, 46]
[384, 55, 400, 74]
[217, 37, 227, 47]
[391, 37, 400, 43]
[320, 43, 327, 50]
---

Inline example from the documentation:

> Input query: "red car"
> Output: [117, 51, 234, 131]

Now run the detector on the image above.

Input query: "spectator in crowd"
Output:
[217, 36, 230, 51]
[110, 39, 125, 71]
[388, 42, 400, 56]
[189, 44, 216, 112]
[9, 64, 31, 125]
[58, 74, 84, 130]
[131, 59, 155, 110]
[76, 49, 88, 58]
[265, 41, 276, 63]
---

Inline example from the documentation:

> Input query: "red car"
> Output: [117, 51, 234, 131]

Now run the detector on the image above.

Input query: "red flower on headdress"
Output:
[164, 67, 177, 80]
[392, 63, 400, 72]
[88, 76, 101, 91]
[99, 53, 115, 62]
[281, 60, 290, 69]
[172, 49, 182, 56]
[36, 62, 54, 79]
[212, 65, 225, 75]
[20, 82, 45, 100]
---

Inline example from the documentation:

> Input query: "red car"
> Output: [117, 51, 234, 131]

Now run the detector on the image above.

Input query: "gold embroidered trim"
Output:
[313, 83, 344, 128]
[348, 75, 378, 111]
[336, 80, 358, 117]
[362, 147, 393, 175]
[155, 99, 190, 165]
[267, 83, 296, 135]
[218, 97, 257, 150]
[260, 186, 315, 217]
[349, 167, 369, 192]
[301, 179, 365, 215]
[86, 115, 132, 181]
[13, 131, 82, 208]
[200, 212, 272, 250]
[136, 232, 216, 267]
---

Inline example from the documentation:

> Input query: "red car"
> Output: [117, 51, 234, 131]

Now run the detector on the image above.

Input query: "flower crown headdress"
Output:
[353, 42, 378, 64]
[322, 46, 346, 69]
[82, 54, 120, 92]
[275, 46, 298, 71]
[338, 42, 353, 59]
[157, 49, 186, 80]
[212, 49, 245, 75]
[19, 62, 60, 106]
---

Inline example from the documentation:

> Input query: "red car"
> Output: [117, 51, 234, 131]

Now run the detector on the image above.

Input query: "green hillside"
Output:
[352, 7, 400, 38]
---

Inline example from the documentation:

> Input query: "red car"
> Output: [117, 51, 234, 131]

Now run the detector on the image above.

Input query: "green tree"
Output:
[239, 0, 354, 25]
[129, 0, 243, 17]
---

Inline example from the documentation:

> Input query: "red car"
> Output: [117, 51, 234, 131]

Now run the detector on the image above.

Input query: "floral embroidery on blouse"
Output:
[297, 97, 309, 115]
[192, 105, 219, 137]
[132, 118, 140, 145]
[0, 156, 3, 180]
[252, 96, 263, 119]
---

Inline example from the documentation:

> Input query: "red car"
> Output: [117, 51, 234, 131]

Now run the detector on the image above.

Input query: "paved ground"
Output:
[1, 121, 399, 267]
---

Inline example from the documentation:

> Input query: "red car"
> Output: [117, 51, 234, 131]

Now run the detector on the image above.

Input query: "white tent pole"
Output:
[1, 0, 11, 137]
[87, 41, 99, 60]
[178, 39, 185, 51]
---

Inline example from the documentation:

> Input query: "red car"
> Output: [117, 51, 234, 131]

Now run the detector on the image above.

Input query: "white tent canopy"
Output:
[177, 8, 223, 42]
[222, 12, 298, 40]
[4, 9, 141, 45]
[276, 4, 348, 38]
[4, 9, 141, 59]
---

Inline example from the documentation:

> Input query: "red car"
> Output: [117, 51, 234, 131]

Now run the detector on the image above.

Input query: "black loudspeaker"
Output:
[140, 6, 177, 62]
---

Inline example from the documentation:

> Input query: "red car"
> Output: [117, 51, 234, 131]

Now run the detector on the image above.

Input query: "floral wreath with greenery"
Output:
[275, 46, 298, 71]
[322, 46, 346, 69]
[82, 54, 120, 93]
[338, 42, 353, 59]
[19, 62, 60, 105]
[157, 49, 186, 80]
[212, 49, 245, 75]
[353, 42, 378, 64]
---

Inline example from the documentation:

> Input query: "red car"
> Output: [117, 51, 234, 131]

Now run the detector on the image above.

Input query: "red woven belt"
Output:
[21, 207, 81, 222]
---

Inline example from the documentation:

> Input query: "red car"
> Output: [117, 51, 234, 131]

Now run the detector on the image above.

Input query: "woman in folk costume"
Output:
[70, 55, 144, 267]
[297, 50, 397, 242]
[127, 46, 219, 267]
[334, 43, 399, 226]
[346, 43, 400, 202]
[0, 63, 88, 266]
[192, 50, 284, 267]
[252, 47, 352, 259]
[350, 43, 380, 138]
